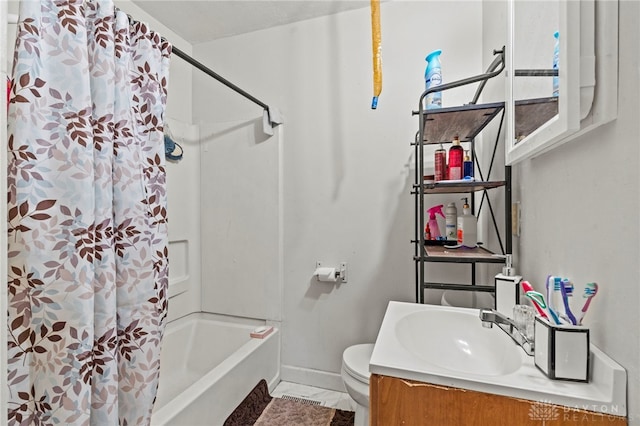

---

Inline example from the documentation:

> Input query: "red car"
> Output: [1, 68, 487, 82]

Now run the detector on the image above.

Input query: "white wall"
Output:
[479, 1, 639, 423]
[193, 1, 484, 389]
[512, 1, 640, 422]
[199, 120, 282, 321]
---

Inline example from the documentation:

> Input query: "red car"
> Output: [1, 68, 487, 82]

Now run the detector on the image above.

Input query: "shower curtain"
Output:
[6, 1, 171, 425]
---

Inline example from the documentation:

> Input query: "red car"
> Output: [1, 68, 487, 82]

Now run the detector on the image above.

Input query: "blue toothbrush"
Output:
[551, 277, 572, 325]
[559, 279, 577, 325]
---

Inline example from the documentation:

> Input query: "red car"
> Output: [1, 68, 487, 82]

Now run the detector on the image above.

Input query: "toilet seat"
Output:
[342, 344, 374, 384]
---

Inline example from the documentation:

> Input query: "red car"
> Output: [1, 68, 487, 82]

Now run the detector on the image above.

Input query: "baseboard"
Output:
[280, 365, 346, 393]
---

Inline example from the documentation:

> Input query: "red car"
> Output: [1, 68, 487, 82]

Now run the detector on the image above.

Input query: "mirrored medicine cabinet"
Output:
[505, 0, 619, 165]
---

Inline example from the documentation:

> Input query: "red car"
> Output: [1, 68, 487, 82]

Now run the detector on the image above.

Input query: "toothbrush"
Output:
[551, 277, 572, 325]
[559, 279, 577, 325]
[577, 282, 598, 325]
[520, 281, 548, 319]
[545, 275, 561, 325]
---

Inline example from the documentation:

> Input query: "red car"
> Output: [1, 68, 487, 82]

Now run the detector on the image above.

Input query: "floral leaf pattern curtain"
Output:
[6, 1, 171, 424]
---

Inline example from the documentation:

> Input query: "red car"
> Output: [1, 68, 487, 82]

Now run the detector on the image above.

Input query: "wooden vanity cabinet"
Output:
[370, 374, 627, 426]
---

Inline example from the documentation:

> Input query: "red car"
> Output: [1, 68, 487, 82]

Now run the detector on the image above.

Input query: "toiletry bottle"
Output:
[456, 197, 477, 247]
[445, 202, 457, 241]
[447, 136, 463, 180]
[424, 49, 442, 109]
[552, 31, 559, 97]
[424, 222, 431, 241]
[434, 144, 446, 181]
[463, 150, 473, 179]
[494, 254, 522, 319]
[426, 204, 445, 240]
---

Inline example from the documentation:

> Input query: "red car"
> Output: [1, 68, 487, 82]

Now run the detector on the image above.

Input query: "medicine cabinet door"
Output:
[505, 0, 583, 164]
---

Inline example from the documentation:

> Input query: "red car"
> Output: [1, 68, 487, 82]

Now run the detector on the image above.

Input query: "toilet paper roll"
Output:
[314, 267, 338, 282]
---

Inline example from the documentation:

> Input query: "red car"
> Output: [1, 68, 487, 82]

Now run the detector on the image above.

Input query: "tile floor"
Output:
[272, 381, 355, 412]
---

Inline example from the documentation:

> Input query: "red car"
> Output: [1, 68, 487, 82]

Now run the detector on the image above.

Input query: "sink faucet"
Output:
[479, 308, 534, 356]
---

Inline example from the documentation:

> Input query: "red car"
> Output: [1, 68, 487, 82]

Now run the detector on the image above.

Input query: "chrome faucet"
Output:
[479, 308, 534, 356]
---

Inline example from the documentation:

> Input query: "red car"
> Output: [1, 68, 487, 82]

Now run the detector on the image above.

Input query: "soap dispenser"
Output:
[494, 254, 523, 319]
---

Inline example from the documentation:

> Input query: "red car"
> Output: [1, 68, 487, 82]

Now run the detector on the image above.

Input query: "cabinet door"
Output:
[505, 0, 619, 165]
[505, 0, 582, 164]
[370, 374, 627, 426]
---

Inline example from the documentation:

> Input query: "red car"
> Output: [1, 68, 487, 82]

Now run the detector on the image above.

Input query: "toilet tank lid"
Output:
[343, 344, 374, 382]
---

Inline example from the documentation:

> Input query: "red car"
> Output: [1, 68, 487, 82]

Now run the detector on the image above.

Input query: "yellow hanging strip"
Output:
[370, 0, 382, 109]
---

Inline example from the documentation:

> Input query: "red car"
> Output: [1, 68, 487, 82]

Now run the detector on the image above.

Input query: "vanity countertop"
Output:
[369, 301, 627, 416]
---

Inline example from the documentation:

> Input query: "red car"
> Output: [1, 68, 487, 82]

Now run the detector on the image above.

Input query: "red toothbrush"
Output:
[521, 281, 549, 319]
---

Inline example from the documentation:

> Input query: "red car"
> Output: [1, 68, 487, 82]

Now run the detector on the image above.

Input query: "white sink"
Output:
[395, 309, 522, 376]
[370, 301, 627, 417]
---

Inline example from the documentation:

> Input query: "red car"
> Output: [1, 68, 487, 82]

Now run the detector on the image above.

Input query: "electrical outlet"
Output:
[340, 262, 348, 283]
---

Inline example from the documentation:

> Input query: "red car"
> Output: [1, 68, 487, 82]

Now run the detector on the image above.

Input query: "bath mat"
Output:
[224, 379, 354, 426]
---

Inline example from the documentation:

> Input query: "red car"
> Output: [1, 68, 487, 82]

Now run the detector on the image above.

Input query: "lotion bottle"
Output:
[434, 144, 446, 181]
[445, 202, 457, 241]
[456, 197, 477, 248]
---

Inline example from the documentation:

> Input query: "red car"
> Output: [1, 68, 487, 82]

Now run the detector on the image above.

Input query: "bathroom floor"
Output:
[272, 381, 355, 412]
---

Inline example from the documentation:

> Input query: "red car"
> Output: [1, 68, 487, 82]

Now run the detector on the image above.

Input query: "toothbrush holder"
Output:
[534, 316, 590, 382]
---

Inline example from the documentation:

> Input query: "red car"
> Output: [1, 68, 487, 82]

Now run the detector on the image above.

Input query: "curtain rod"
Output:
[170, 45, 268, 111]
[7, 10, 281, 132]
[169, 45, 281, 134]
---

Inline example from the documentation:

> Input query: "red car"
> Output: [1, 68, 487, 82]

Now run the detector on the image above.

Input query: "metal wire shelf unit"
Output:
[412, 48, 513, 304]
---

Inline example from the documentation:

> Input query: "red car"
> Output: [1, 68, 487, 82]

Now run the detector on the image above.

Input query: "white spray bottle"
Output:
[445, 202, 457, 241]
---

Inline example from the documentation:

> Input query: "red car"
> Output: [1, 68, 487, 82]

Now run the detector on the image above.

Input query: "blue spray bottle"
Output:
[424, 49, 442, 109]
[426, 204, 445, 240]
[552, 31, 560, 97]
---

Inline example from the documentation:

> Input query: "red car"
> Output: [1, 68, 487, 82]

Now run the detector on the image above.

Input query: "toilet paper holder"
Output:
[314, 261, 348, 283]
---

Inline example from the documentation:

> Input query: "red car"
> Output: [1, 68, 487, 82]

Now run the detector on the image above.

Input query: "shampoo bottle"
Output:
[456, 197, 477, 248]
[463, 150, 473, 179]
[424, 49, 442, 109]
[448, 136, 463, 180]
[426, 204, 445, 240]
[445, 202, 457, 241]
[434, 144, 446, 181]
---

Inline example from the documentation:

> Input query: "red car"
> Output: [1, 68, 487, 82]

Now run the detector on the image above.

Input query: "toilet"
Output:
[341, 343, 374, 426]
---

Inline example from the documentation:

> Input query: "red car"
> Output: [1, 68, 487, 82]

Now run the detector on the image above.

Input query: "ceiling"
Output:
[131, 1, 371, 44]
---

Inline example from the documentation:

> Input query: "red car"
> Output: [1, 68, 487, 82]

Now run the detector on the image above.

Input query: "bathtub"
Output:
[151, 312, 280, 426]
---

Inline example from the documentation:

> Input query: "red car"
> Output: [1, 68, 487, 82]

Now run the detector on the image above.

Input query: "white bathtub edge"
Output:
[151, 327, 280, 426]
